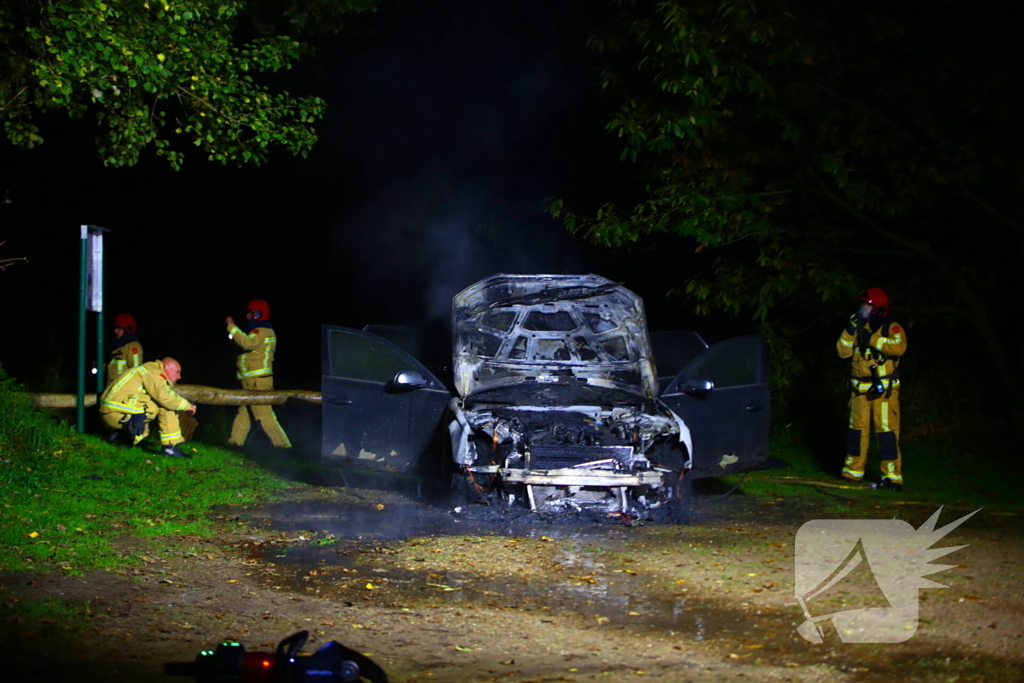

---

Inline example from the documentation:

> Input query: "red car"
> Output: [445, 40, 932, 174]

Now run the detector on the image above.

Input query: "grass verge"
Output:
[0, 364, 298, 574]
[725, 428, 1022, 514]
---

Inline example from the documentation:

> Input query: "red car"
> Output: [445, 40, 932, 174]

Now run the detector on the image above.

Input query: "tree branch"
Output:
[0, 84, 30, 113]
[807, 165, 1021, 386]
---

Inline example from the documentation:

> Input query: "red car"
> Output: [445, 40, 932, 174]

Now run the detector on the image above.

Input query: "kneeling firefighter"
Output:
[836, 288, 908, 491]
[99, 357, 197, 458]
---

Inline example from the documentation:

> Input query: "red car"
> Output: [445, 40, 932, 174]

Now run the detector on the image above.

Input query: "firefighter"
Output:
[225, 299, 292, 449]
[836, 288, 907, 491]
[106, 313, 143, 385]
[99, 357, 197, 458]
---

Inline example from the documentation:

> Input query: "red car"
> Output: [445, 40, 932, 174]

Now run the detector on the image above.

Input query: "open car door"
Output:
[659, 335, 770, 479]
[321, 326, 451, 475]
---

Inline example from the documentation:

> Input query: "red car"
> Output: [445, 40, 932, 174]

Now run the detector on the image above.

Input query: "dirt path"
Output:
[3, 488, 1021, 682]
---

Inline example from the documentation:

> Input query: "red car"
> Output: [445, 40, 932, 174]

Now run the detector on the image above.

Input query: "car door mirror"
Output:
[391, 370, 429, 391]
[682, 378, 714, 396]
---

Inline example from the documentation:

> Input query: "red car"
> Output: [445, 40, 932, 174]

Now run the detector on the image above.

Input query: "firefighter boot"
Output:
[162, 444, 192, 459]
[874, 478, 903, 492]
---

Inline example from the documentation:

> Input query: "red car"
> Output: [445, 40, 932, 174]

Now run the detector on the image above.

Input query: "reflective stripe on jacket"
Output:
[849, 377, 901, 393]
[107, 340, 143, 384]
[229, 325, 276, 379]
[98, 359, 192, 415]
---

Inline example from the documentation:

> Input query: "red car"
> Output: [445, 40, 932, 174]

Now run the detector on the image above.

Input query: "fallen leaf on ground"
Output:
[569, 575, 596, 584]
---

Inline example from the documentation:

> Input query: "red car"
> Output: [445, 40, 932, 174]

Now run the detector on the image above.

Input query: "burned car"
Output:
[321, 274, 770, 517]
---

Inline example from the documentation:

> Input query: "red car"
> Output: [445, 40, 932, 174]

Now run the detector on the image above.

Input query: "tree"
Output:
[552, 0, 1023, 428]
[0, 0, 375, 168]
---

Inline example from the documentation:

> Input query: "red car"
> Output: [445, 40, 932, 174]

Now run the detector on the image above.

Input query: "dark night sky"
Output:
[0, 0, 731, 398]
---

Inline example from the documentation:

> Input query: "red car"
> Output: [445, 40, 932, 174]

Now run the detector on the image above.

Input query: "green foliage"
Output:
[553, 0, 1022, 422]
[0, 0, 375, 168]
[0, 364, 295, 573]
[0, 363, 67, 463]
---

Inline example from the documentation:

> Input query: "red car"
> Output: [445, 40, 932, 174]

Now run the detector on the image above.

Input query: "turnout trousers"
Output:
[229, 375, 292, 448]
[842, 389, 902, 485]
[101, 403, 185, 446]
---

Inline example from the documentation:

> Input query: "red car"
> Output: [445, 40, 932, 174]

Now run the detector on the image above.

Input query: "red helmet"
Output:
[113, 313, 137, 333]
[247, 299, 271, 321]
[859, 288, 889, 317]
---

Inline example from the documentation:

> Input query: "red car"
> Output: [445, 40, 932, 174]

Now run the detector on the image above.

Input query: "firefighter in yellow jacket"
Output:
[99, 357, 196, 458]
[225, 299, 292, 448]
[836, 288, 907, 491]
[106, 313, 143, 385]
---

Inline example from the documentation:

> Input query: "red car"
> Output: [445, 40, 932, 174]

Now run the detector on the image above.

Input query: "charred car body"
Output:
[321, 274, 770, 517]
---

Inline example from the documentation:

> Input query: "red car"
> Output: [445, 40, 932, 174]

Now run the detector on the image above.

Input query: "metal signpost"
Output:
[77, 225, 108, 433]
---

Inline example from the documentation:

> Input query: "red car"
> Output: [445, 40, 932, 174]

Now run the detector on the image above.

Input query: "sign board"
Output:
[82, 225, 106, 312]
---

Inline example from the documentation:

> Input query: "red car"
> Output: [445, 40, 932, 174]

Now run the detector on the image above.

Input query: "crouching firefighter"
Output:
[836, 288, 907, 491]
[98, 357, 197, 458]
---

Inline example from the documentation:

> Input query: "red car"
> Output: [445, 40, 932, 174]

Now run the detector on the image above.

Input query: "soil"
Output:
[2, 485, 1021, 683]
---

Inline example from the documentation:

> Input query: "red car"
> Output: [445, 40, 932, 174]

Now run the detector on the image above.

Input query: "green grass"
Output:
[0, 365, 67, 457]
[0, 364, 299, 574]
[0, 435, 296, 574]
[725, 428, 1023, 514]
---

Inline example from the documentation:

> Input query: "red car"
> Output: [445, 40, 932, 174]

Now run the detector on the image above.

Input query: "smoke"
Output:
[338, 173, 584, 331]
[325, 1, 592, 331]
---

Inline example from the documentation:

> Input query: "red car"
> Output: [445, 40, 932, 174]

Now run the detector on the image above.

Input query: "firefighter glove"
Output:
[125, 413, 146, 437]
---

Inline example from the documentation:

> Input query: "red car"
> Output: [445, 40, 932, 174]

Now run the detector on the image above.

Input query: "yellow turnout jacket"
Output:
[107, 339, 143, 384]
[228, 323, 276, 379]
[837, 317, 907, 394]
[99, 359, 193, 415]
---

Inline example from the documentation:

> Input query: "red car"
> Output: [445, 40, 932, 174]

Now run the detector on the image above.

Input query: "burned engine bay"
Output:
[448, 274, 693, 516]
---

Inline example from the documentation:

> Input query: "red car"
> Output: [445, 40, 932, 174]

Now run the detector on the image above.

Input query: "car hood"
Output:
[452, 274, 660, 404]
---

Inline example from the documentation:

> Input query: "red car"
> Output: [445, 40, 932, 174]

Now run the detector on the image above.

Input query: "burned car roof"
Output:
[452, 274, 659, 405]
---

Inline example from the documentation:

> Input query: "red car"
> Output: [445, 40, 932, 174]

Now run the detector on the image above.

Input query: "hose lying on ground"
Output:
[755, 476, 1006, 513]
